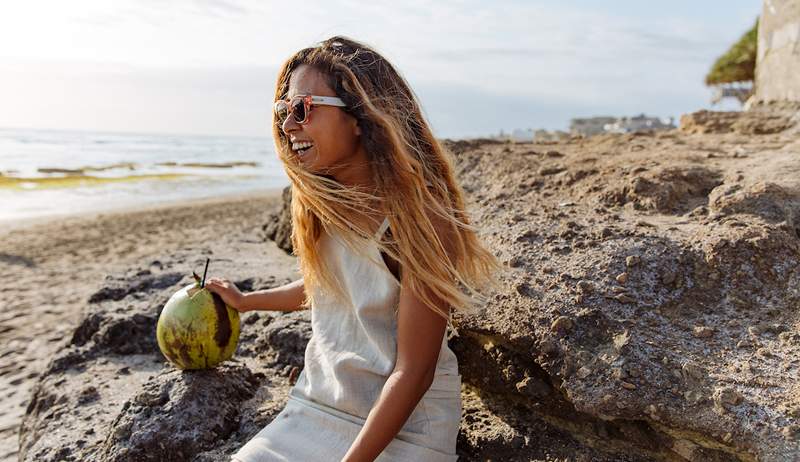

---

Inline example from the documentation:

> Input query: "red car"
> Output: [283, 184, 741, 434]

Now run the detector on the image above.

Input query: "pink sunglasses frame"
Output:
[273, 94, 347, 125]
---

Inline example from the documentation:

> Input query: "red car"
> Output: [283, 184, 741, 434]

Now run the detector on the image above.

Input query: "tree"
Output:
[705, 19, 758, 86]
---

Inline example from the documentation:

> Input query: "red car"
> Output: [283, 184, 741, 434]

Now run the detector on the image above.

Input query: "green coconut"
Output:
[156, 272, 240, 369]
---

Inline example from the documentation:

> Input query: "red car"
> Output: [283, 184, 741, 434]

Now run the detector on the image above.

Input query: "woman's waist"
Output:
[292, 360, 461, 407]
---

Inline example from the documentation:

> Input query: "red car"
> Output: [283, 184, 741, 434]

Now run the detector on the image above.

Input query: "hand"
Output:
[204, 277, 248, 312]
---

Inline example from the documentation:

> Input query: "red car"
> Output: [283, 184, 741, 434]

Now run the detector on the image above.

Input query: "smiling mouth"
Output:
[292, 141, 314, 156]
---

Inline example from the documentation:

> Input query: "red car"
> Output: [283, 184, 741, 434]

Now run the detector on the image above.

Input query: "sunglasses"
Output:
[273, 94, 347, 125]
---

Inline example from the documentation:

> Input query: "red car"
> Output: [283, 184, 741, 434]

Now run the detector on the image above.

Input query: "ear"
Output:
[354, 121, 362, 136]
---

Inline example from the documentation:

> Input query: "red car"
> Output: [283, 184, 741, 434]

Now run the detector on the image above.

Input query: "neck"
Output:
[331, 146, 374, 189]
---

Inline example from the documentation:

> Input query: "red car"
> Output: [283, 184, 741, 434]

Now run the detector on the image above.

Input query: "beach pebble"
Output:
[782, 425, 800, 441]
[550, 316, 574, 335]
[539, 166, 566, 176]
[713, 387, 743, 409]
[779, 331, 799, 346]
[613, 330, 630, 350]
[625, 255, 640, 267]
[616, 272, 628, 284]
[615, 293, 635, 304]
[693, 326, 714, 338]
[682, 362, 705, 383]
[576, 280, 594, 295]
[661, 270, 677, 286]
[507, 256, 525, 268]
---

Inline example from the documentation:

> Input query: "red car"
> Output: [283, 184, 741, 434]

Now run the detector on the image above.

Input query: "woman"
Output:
[207, 36, 500, 462]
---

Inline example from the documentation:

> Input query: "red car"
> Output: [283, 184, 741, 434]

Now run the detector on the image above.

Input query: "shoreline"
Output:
[0, 187, 286, 234]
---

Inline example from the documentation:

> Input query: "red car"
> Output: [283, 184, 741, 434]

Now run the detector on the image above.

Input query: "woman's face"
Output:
[280, 64, 366, 181]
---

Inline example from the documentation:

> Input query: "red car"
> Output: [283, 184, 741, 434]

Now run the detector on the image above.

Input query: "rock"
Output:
[713, 387, 744, 411]
[539, 166, 566, 176]
[614, 293, 635, 304]
[679, 109, 795, 135]
[693, 326, 714, 338]
[613, 331, 630, 351]
[782, 425, 800, 441]
[660, 270, 677, 286]
[597, 166, 723, 214]
[681, 362, 706, 383]
[18, 265, 308, 462]
[615, 272, 628, 284]
[576, 280, 594, 295]
[21, 125, 800, 462]
[261, 186, 293, 254]
[100, 365, 259, 461]
[708, 181, 799, 227]
[550, 316, 574, 335]
[779, 331, 800, 346]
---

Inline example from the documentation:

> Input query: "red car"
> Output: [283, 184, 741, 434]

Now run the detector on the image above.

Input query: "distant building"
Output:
[569, 116, 617, 136]
[603, 114, 676, 133]
[510, 128, 535, 142]
[533, 129, 570, 142]
[570, 114, 675, 136]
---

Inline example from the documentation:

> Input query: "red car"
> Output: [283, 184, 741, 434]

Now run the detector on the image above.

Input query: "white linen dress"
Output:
[231, 217, 462, 461]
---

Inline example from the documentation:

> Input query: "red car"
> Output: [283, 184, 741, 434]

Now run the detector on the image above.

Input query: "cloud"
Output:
[0, 1, 760, 136]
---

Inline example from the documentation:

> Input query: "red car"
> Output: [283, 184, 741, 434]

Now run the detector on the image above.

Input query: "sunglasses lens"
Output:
[274, 101, 289, 123]
[290, 98, 306, 123]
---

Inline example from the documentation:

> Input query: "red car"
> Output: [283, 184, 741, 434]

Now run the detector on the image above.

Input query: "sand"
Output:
[0, 188, 297, 462]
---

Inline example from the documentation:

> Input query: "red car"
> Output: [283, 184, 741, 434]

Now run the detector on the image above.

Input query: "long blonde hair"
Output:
[273, 36, 501, 331]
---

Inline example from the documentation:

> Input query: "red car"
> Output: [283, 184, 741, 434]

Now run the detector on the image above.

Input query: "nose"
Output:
[281, 114, 300, 135]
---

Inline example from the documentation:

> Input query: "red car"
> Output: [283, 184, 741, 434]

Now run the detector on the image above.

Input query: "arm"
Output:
[341, 279, 449, 462]
[342, 212, 456, 461]
[205, 277, 308, 312]
[241, 278, 307, 312]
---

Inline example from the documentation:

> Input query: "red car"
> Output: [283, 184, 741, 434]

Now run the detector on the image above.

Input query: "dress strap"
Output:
[374, 217, 390, 240]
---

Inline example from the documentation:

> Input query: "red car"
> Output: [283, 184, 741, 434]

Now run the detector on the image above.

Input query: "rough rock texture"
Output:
[442, 125, 800, 461]
[679, 107, 797, 135]
[18, 111, 800, 461]
[261, 186, 294, 254]
[18, 263, 304, 462]
[99, 364, 259, 461]
[755, 0, 800, 103]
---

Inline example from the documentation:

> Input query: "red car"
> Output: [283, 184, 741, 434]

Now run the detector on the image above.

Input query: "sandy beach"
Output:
[0, 189, 298, 461]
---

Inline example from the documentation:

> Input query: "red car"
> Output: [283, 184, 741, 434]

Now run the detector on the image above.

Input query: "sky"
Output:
[0, 0, 761, 139]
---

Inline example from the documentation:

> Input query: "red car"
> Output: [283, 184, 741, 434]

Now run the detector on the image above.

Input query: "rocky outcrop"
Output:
[18, 266, 306, 462]
[679, 108, 797, 135]
[261, 186, 293, 254]
[442, 130, 800, 461]
[19, 123, 800, 461]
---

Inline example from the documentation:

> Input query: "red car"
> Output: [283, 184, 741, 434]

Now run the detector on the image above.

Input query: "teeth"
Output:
[292, 141, 314, 152]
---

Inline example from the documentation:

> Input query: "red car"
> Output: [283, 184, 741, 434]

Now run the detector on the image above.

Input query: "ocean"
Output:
[0, 128, 289, 225]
